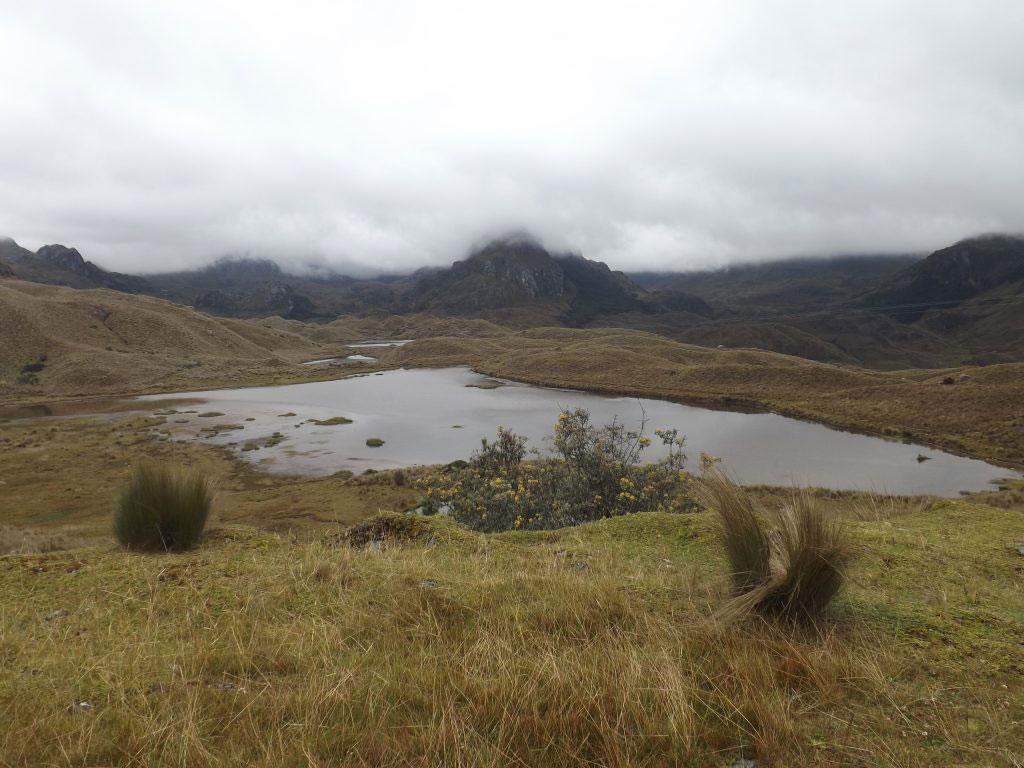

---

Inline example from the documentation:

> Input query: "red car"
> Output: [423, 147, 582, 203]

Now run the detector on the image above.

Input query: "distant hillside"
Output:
[0, 237, 151, 293]
[631, 254, 919, 311]
[4, 231, 1024, 369]
[861, 235, 1024, 318]
[143, 257, 407, 320]
[0, 280, 326, 399]
[622, 243, 1024, 368]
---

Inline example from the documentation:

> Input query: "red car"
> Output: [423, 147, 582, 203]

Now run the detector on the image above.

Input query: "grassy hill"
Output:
[0, 279, 330, 399]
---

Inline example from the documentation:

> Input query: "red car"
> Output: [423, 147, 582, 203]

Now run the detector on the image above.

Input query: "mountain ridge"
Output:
[3, 233, 1023, 369]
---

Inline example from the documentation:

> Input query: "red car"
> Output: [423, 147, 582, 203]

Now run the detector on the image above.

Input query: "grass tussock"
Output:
[697, 472, 852, 622]
[114, 464, 212, 552]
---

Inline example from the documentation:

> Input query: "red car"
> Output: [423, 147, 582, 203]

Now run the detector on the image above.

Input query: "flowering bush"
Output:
[418, 408, 692, 532]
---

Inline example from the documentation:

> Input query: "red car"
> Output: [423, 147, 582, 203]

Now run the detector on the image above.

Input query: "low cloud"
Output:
[1, 1, 1022, 274]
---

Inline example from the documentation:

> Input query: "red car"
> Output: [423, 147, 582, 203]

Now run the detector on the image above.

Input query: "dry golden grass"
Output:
[2, 281, 1023, 765]
[0, 279, 333, 400]
[1, 499, 1022, 767]
[0, 525, 77, 555]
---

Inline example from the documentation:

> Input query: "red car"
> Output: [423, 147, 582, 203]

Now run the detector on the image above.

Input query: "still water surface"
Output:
[145, 367, 1016, 496]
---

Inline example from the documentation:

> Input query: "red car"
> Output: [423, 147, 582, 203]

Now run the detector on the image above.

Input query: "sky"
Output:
[1, 1, 1023, 275]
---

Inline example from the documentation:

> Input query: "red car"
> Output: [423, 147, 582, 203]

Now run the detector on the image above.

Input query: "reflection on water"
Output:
[144, 367, 1017, 496]
[301, 355, 378, 366]
[346, 339, 413, 348]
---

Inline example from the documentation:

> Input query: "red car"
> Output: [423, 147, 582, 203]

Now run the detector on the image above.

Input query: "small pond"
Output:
[144, 367, 1017, 496]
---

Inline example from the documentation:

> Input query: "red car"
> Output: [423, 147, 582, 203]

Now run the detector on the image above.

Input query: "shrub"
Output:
[339, 512, 429, 548]
[114, 465, 212, 551]
[697, 471, 851, 622]
[419, 408, 691, 532]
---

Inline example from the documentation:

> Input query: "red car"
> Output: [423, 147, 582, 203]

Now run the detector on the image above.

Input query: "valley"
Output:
[2, 235, 1023, 767]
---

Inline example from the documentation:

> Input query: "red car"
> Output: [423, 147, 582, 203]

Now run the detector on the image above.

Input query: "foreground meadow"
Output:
[1, 392, 1022, 766]
[1, 420, 1022, 765]
[2, 504, 1022, 766]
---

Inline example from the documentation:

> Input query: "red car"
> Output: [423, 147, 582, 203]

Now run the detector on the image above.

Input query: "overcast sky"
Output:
[2, 1, 1022, 274]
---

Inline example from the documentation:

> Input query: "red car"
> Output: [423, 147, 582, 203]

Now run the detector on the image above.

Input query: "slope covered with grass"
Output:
[0, 279, 327, 399]
[1, 499, 1022, 767]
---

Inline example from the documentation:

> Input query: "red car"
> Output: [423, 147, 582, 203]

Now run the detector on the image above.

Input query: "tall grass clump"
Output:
[114, 465, 212, 551]
[697, 471, 851, 622]
[419, 407, 691, 531]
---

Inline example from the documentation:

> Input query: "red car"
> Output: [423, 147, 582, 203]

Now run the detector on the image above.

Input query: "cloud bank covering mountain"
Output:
[2, 1, 1023, 273]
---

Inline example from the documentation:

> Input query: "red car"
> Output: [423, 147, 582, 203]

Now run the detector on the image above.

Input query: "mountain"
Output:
[860, 235, 1024, 319]
[620, 243, 1024, 368]
[4, 231, 1023, 370]
[852, 235, 1024, 365]
[631, 254, 919, 311]
[145, 257, 404, 320]
[0, 238, 152, 293]
[398, 236, 657, 323]
[142, 237, 706, 326]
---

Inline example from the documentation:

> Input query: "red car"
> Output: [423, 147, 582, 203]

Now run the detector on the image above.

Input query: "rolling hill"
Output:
[0, 279, 327, 399]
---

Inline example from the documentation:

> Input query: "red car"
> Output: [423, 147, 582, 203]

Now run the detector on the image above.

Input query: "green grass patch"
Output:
[310, 416, 353, 426]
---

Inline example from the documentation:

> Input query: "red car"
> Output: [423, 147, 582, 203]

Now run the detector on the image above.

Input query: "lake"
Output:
[144, 366, 1017, 496]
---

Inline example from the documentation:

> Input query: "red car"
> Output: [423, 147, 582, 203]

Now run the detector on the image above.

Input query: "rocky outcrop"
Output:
[36, 244, 89, 272]
[0, 239, 151, 293]
[398, 235, 651, 320]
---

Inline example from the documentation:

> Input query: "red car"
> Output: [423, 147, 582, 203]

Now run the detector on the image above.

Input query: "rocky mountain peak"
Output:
[37, 244, 88, 272]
